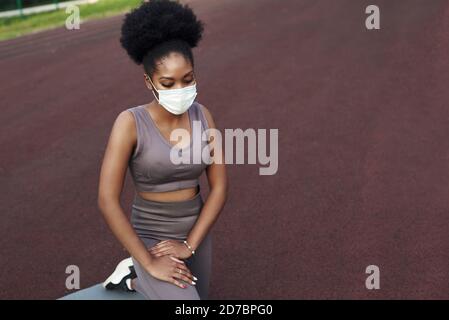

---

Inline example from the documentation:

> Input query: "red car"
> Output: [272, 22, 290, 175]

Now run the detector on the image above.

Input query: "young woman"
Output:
[97, 0, 227, 300]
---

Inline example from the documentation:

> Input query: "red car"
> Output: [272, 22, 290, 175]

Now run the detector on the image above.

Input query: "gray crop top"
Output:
[127, 101, 211, 193]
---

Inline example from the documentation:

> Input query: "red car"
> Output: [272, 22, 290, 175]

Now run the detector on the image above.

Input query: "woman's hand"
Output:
[144, 255, 196, 289]
[149, 239, 192, 259]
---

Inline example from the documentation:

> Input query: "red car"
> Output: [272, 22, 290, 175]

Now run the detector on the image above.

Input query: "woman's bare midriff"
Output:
[137, 185, 200, 202]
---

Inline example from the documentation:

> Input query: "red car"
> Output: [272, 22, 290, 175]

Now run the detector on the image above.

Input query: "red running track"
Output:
[0, 0, 449, 299]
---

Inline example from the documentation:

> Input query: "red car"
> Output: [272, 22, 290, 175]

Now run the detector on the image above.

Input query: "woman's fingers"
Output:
[153, 246, 173, 255]
[171, 277, 187, 289]
[157, 257, 197, 288]
[175, 262, 196, 283]
[152, 251, 169, 257]
[155, 240, 169, 246]
[170, 257, 195, 279]
[150, 240, 171, 251]
[175, 267, 193, 282]
[176, 262, 191, 273]
[151, 244, 173, 255]
[152, 242, 171, 250]
[172, 272, 195, 287]
[170, 256, 185, 263]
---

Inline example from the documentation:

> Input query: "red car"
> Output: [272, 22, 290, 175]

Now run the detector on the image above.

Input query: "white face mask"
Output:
[146, 75, 198, 115]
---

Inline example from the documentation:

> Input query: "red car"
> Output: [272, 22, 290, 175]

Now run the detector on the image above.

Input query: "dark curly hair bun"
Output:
[120, 0, 205, 65]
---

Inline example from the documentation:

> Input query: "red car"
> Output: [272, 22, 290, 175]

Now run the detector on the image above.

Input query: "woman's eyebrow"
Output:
[159, 70, 194, 80]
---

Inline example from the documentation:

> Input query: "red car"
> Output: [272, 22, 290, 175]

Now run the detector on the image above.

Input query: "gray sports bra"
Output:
[127, 101, 211, 193]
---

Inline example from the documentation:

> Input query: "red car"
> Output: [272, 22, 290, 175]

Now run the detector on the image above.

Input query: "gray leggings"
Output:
[130, 187, 212, 300]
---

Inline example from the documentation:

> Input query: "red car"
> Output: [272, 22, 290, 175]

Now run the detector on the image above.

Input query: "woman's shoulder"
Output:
[113, 104, 145, 135]
[195, 101, 214, 129]
[124, 104, 144, 115]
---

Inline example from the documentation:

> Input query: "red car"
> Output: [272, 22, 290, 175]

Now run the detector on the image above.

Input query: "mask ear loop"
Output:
[145, 74, 161, 104]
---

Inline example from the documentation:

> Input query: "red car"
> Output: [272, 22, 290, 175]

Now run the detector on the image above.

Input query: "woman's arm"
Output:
[97, 110, 154, 270]
[186, 104, 228, 252]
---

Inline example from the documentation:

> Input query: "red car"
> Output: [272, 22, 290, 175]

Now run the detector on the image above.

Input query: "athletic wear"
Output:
[127, 101, 211, 193]
[130, 190, 212, 300]
[131, 185, 204, 241]
[118, 101, 213, 300]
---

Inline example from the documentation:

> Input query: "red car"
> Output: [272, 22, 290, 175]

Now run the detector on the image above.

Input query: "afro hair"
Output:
[120, 0, 205, 66]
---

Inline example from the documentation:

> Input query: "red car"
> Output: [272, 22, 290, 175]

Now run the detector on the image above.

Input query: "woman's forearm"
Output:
[98, 199, 154, 269]
[186, 186, 227, 251]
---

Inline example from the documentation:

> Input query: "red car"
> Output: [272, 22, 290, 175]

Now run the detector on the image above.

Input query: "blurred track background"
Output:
[0, 0, 449, 299]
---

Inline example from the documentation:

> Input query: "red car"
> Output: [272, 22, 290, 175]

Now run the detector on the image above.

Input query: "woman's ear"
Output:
[144, 73, 153, 90]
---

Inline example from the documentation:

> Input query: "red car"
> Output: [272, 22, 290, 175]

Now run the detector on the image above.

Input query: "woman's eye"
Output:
[161, 79, 193, 88]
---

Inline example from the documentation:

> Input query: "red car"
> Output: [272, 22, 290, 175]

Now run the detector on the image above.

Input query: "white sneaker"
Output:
[102, 257, 137, 292]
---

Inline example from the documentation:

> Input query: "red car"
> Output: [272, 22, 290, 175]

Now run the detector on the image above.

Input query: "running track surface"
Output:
[1, 0, 449, 299]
